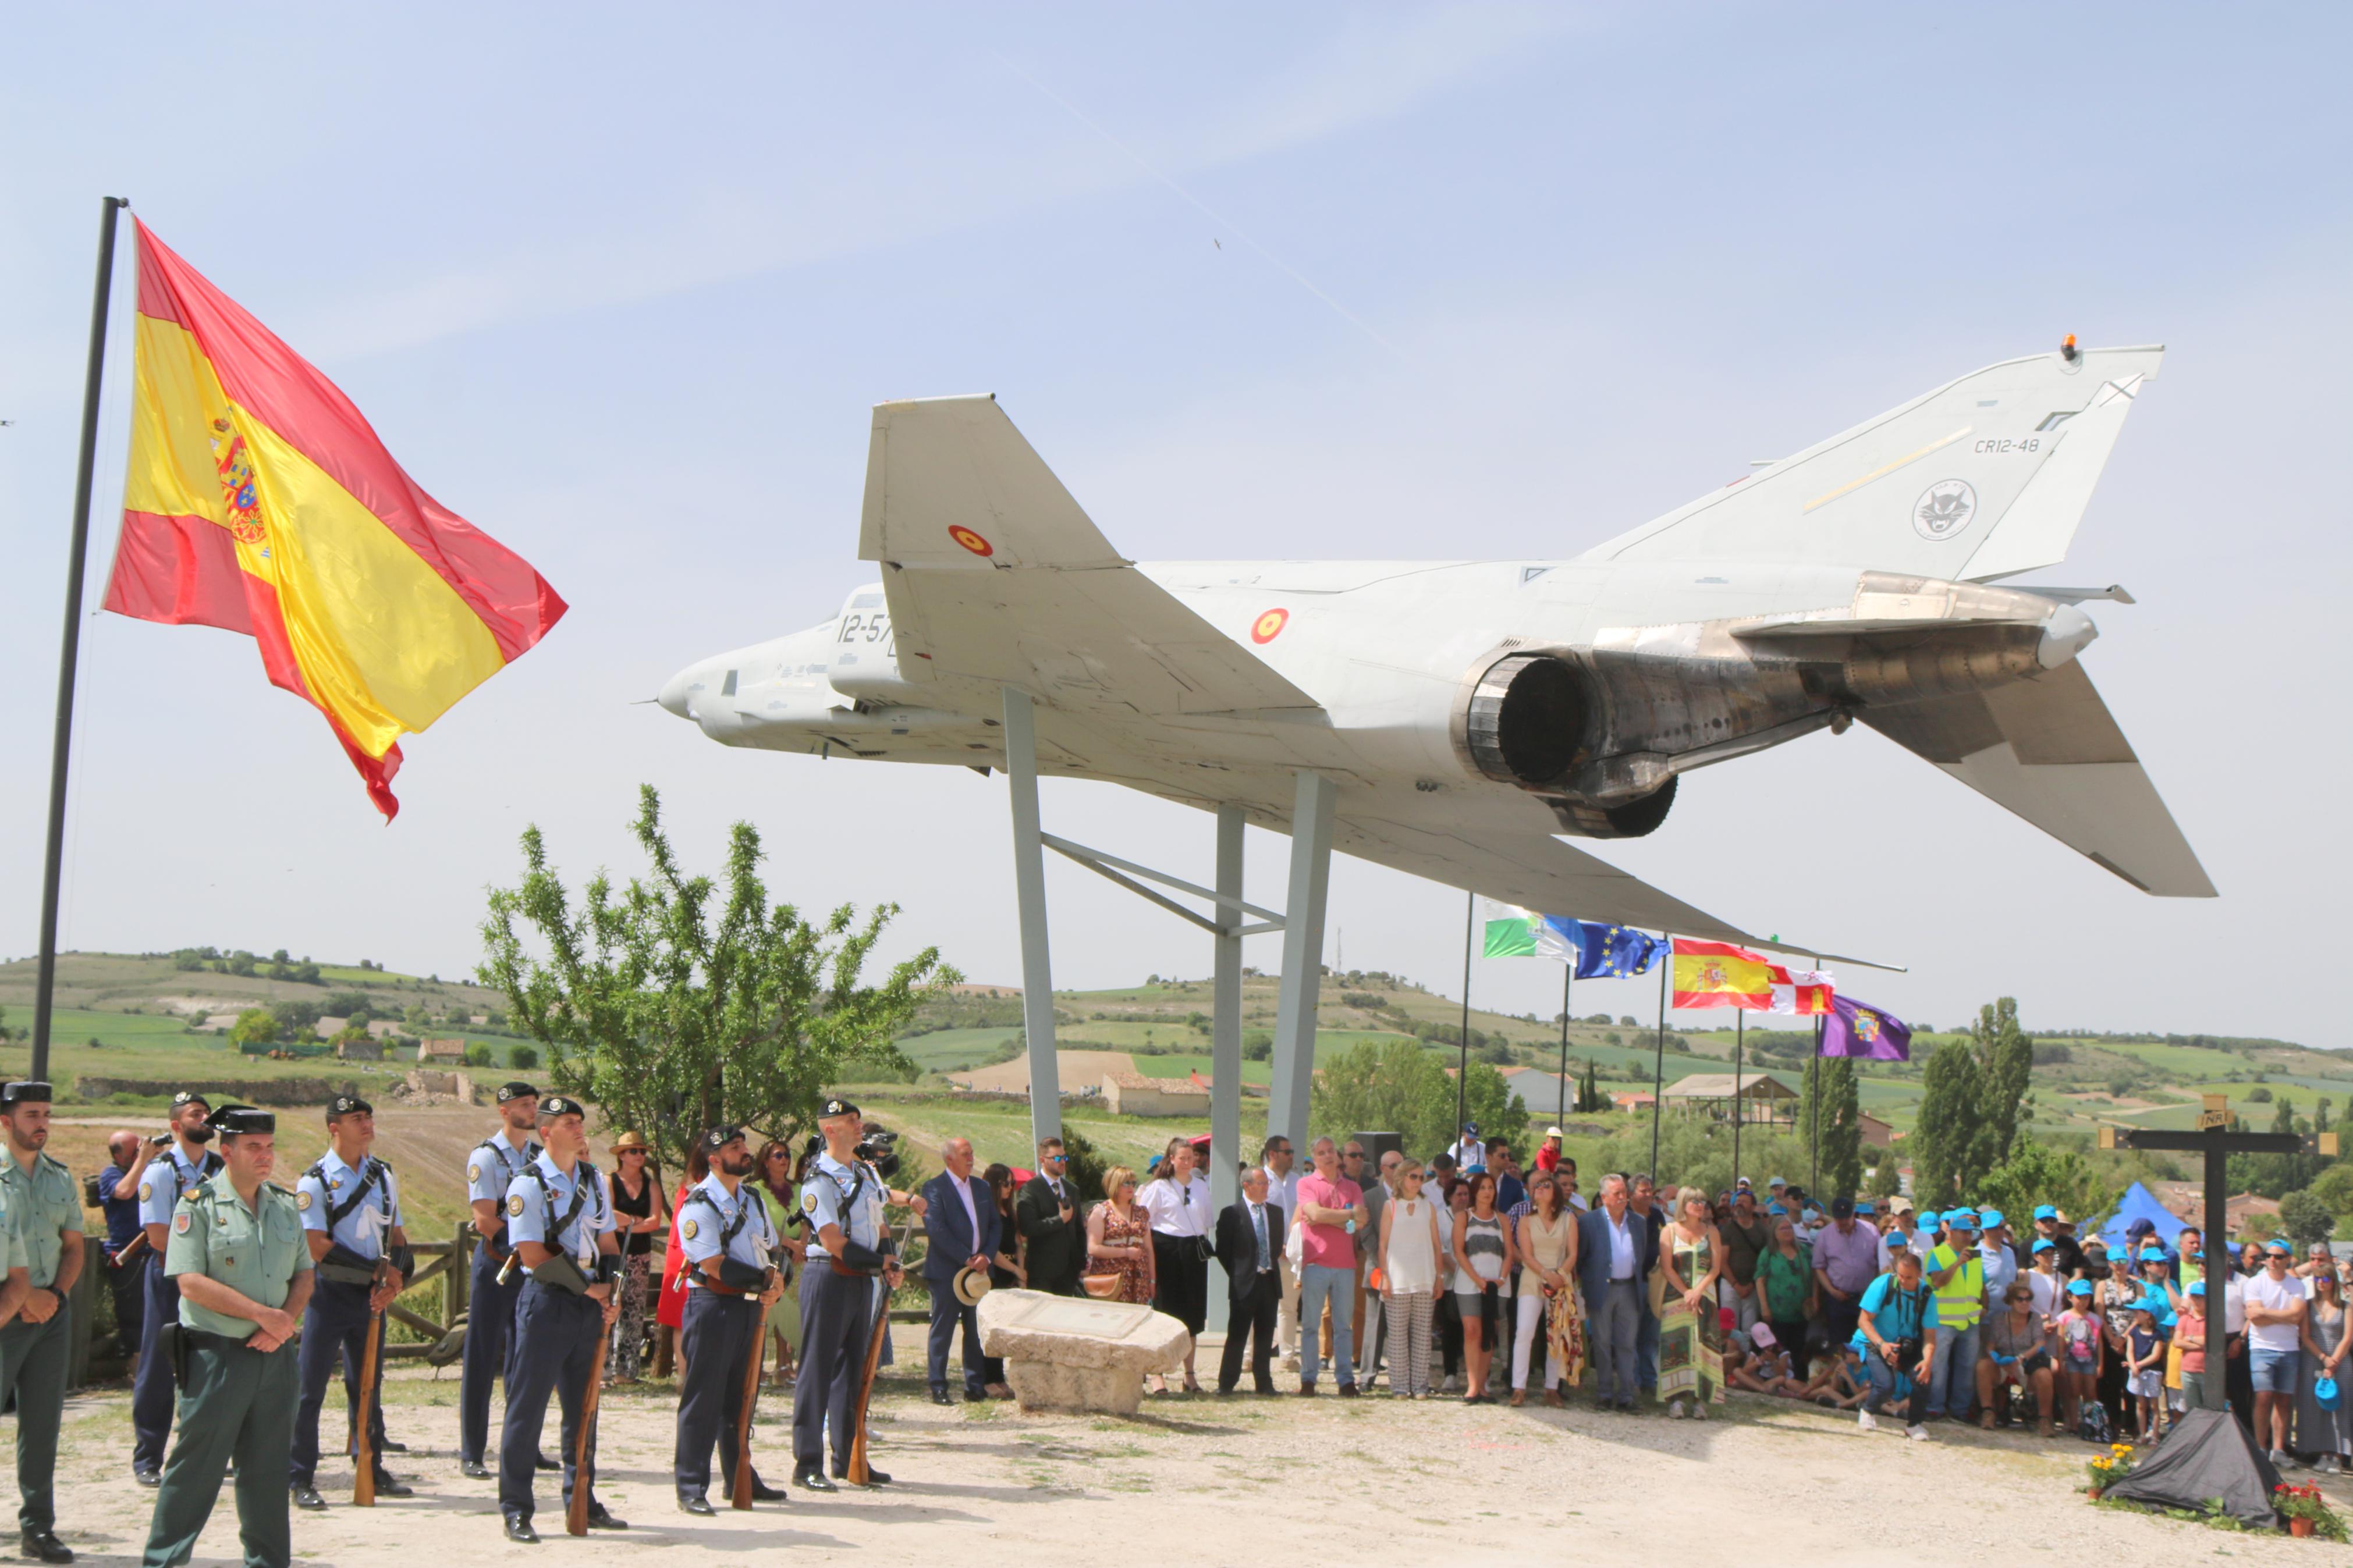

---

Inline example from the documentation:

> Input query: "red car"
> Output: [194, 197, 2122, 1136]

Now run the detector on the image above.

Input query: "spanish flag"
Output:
[102, 222, 565, 820]
[1669, 937, 1773, 1010]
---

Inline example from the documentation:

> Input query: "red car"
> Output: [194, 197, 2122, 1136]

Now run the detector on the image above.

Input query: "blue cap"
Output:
[2187, 1281, 2206, 1297]
[2139, 1246, 2167, 1262]
[2068, 1279, 2093, 1296]
[1856, 1200, 1876, 1214]
[2134, 1291, 2166, 1313]
[1768, 1176, 1785, 1187]
[1946, 1210, 1978, 1231]
[1979, 1208, 2004, 1228]
[1766, 1203, 1787, 1215]
[2033, 1204, 2057, 1221]
[2269, 1239, 2294, 1254]
[1918, 1210, 1939, 1227]
[2032, 1238, 2056, 1253]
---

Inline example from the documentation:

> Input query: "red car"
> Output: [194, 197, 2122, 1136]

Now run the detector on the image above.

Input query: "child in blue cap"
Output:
[2056, 1278, 2103, 1432]
[2125, 1297, 2165, 1441]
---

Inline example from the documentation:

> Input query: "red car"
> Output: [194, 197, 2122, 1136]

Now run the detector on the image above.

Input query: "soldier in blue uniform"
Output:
[672, 1125, 786, 1514]
[130, 1091, 221, 1486]
[497, 1096, 626, 1543]
[139, 1105, 311, 1568]
[790, 1098, 906, 1491]
[0, 1081, 84, 1563]
[459, 1081, 545, 1481]
[289, 1096, 413, 1510]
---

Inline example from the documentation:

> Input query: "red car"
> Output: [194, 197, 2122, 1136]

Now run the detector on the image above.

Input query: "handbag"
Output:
[1080, 1273, 1123, 1300]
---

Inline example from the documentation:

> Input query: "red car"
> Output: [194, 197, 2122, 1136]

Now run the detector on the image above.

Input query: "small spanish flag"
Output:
[1669, 938, 1773, 1010]
[102, 222, 565, 820]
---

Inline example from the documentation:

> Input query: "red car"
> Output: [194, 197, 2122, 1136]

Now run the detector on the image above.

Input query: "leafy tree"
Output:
[1816, 1058, 1864, 1200]
[1311, 1039, 1452, 1155]
[1575, 1058, 1607, 1114]
[1459, 1061, 1531, 1154]
[2280, 1187, 2335, 1253]
[1057, 1126, 1108, 1206]
[2246, 1086, 2273, 1103]
[1975, 1136, 2115, 1228]
[228, 1008, 278, 1051]
[1865, 1154, 1902, 1200]
[271, 999, 323, 1037]
[510, 1044, 539, 1070]
[481, 784, 952, 1174]
[1971, 998, 2035, 1163]
[1914, 1038, 1994, 1201]
[461, 1043, 494, 1068]
[2306, 1160, 2353, 1217]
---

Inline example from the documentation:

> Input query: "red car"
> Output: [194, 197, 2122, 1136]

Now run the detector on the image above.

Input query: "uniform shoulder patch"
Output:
[801, 1190, 818, 1214]
[173, 1212, 191, 1235]
[680, 1217, 698, 1241]
[295, 1190, 313, 1211]
[138, 1182, 153, 1203]
[467, 1162, 481, 1183]
[507, 1194, 526, 1217]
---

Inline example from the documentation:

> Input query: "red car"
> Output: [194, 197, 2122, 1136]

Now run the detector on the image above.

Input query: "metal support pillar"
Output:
[1265, 770, 1335, 1151]
[1206, 804, 1245, 1332]
[1003, 688, 1060, 1144]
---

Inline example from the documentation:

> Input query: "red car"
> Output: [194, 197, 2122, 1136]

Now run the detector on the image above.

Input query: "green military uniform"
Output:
[143, 1140, 310, 1568]
[0, 1142, 80, 1541]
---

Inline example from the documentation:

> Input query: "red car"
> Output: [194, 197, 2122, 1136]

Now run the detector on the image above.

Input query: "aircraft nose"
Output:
[657, 663, 700, 720]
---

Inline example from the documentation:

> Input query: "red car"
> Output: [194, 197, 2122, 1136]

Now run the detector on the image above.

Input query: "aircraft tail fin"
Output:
[1858, 660, 2214, 896]
[1587, 343, 2163, 581]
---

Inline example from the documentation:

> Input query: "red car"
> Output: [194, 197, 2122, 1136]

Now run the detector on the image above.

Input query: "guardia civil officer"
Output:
[791, 1098, 904, 1491]
[497, 1095, 626, 1543]
[140, 1105, 312, 1568]
[460, 1081, 549, 1480]
[289, 1096, 414, 1509]
[0, 1082, 85, 1563]
[672, 1125, 786, 1515]
[130, 1092, 221, 1487]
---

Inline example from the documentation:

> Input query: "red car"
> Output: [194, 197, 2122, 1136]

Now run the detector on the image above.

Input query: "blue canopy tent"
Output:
[2093, 1181, 2187, 1257]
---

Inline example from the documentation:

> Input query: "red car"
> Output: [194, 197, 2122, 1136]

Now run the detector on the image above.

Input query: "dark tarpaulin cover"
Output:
[2101, 1407, 2281, 1527]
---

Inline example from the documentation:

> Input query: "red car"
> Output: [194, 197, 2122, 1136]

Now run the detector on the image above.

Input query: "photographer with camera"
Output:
[129, 1091, 221, 1487]
[790, 1098, 918, 1492]
[1856, 1246, 1940, 1441]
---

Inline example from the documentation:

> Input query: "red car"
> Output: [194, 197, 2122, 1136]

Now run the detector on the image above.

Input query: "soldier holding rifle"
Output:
[672, 1125, 786, 1515]
[289, 1096, 413, 1509]
[460, 1081, 545, 1480]
[791, 1098, 907, 1493]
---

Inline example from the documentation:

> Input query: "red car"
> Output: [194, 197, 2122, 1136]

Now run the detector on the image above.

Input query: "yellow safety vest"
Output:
[1930, 1244, 1983, 1327]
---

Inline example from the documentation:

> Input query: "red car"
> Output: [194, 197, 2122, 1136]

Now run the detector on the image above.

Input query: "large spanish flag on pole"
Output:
[1669, 937, 1773, 1010]
[102, 222, 565, 820]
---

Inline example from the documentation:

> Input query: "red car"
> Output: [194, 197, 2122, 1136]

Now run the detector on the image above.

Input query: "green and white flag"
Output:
[1481, 901, 1578, 962]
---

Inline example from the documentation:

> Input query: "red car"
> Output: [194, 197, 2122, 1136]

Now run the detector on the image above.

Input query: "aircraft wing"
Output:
[859, 396, 1321, 719]
[1858, 661, 2216, 896]
[1332, 809, 1899, 970]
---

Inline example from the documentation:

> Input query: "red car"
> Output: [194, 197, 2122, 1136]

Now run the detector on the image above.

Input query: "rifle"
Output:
[844, 1222, 908, 1487]
[729, 1286, 769, 1509]
[352, 1265, 386, 1506]
[566, 1306, 612, 1535]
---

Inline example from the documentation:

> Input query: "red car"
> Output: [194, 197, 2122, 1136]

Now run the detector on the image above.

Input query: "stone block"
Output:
[976, 1289, 1188, 1415]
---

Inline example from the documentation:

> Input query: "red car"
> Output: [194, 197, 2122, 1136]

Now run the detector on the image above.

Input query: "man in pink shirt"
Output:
[1292, 1137, 1369, 1396]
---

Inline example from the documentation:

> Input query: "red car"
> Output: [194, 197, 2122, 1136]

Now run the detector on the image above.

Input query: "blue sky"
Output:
[2, 5, 2346, 1041]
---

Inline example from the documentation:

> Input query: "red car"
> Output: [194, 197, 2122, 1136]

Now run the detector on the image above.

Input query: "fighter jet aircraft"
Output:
[659, 340, 2211, 957]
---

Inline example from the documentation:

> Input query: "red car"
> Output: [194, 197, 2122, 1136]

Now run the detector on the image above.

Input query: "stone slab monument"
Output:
[975, 1289, 1188, 1416]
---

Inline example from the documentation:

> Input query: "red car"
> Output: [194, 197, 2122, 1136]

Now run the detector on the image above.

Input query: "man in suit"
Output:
[1577, 1174, 1650, 1413]
[1014, 1137, 1083, 1297]
[920, 1137, 1000, 1405]
[1213, 1168, 1283, 1395]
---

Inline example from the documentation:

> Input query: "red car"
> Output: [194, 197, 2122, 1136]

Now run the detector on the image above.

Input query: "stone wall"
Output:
[72, 1076, 360, 1105]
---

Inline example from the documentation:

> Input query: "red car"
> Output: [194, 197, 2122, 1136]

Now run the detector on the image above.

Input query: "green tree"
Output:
[1816, 1058, 1864, 1200]
[1459, 1060, 1531, 1154]
[1865, 1154, 1902, 1200]
[1975, 1135, 2115, 1228]
[1241, 1030, 1272, 1062]
[1310, 1039, 1453, 1155]
[461, 1043, 494, 1068]
[228, 1008, 278, 1051]
[2280, 1187, 2335, 1253]
[510, 1044, 539, 1070]
[1913, 1038, 1994, 1202]
[480, 784, 954, 1174]
[1971, 997, 2035, 1163]
[1575, 1058, 1607, 1115]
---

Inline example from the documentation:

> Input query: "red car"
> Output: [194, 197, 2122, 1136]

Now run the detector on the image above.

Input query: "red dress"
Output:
[656, 1180, 693, 1332]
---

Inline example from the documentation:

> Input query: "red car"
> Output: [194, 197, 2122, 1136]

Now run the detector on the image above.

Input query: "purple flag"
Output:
[1819, 994, 1911, 1060]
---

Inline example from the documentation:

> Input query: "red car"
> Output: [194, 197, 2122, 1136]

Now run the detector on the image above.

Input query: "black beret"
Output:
[327, 1094, 372, 1119]
[171, 1090, 212, 1111]
[0, 1081, 52, 1109]
[818, 1097, 860, 1121]
[702, 1124, 747, 1151]
[496, 1081, 540, 1104]
[210, 1105, 274, 1136]
[538, 1094, 585, 1120]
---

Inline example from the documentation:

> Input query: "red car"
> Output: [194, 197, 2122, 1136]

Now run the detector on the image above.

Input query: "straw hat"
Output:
[953, 1265, 993, 1307]
[611, 1130, 651, 1153]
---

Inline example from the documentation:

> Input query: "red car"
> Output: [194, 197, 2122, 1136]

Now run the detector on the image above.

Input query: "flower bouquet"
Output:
[2274, 1484, 2347, 1541]
[2086, 1444, 2135, 1500]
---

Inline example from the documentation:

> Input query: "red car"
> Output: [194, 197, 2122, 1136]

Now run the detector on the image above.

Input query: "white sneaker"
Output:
[1667, 1399, 1688, 1420]
[1857, 1411, 1878, 1432]
[2276, 1450, 2301, 1471]
[1905, 1424, 1930, 1442]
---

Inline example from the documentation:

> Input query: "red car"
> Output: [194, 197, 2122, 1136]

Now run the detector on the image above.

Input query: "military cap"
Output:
[0, 1080, 52, 1109]
[537, 1094, 586, 1119]
[171, 1090, 212, 1111]
[818, 1097, 860, 1121]
[209, 1104, 275, 1135]
[326, 1094, 373, 1119]
[701, 1124, 747, 1151]
[496, 1080, 540, 1104]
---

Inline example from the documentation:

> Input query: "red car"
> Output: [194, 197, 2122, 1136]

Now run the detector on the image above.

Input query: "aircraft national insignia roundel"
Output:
[1251, 607, 1289, 645]
[947, 524, 993, 558]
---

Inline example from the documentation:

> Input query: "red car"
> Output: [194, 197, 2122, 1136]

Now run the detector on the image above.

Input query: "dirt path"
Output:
[30, 1324, 2347, 1566]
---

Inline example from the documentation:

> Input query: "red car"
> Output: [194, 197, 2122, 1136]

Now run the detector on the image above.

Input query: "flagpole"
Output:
[1733, 1006, 1745, 1185]
[1808, 954, 1823, 1195]
[1649, 938, 1670, 1176]
[1455, 890, 1472, 1138]
[1556, 967, 1570, 1129]
[31, 196, 129, 1087]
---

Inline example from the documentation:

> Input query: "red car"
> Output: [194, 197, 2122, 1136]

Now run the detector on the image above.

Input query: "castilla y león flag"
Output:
[102, 221, 565, 820]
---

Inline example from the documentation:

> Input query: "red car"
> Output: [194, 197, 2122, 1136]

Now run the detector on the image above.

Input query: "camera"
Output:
[855, 1126, 901, 1181]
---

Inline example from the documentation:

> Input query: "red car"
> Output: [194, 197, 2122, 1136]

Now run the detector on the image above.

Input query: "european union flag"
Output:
[1561, 920, 1667, 980]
